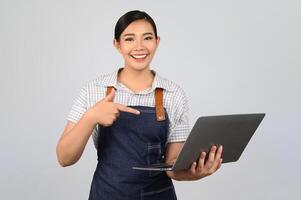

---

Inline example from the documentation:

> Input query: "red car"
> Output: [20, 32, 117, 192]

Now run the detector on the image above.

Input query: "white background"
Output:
[1, 0, 300, 199]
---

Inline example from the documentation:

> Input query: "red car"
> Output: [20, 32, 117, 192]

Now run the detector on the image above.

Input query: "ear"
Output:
[156, 36, 161, 47]
[113, 39, 122, 53]
[155, 36, 160, 49]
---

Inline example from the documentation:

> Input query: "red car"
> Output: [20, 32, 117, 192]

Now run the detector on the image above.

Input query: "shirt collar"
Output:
[100, 68, 174, 92]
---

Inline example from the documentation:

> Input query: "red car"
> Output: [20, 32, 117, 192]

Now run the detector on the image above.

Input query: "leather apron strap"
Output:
[155, 88, 166, 121]
[105, 86, 166, 121]
[106, 86, 114, 96]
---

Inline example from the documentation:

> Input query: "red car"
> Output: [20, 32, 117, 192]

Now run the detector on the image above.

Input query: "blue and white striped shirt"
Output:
[66, 68, 190, 149]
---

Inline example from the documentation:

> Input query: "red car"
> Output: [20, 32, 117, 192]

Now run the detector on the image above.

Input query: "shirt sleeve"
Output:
[167, 88, 190, 143]
[66, 83, 100, 150]
[66, 84, 88, 123]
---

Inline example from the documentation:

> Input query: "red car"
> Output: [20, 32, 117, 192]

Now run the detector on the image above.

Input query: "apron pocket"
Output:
[147, 143, 163, 165]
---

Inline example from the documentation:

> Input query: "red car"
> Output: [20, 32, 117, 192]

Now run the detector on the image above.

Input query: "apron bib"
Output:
[88, 87, 177, 200]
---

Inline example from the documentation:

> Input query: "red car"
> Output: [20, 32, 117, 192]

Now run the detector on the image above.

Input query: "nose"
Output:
[134, 38, 145, 51]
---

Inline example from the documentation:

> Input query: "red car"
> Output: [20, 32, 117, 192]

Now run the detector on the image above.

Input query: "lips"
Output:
[131, 54, 147, 59]
[130, 54, 148, 62]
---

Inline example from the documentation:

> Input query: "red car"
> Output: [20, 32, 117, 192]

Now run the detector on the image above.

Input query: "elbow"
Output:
[57, 156, 72, 167]
[57, 153, 75, 167]
[58, 160, 69, 167]
[56, 151, 69, 167]
[56, 144, 76, 167]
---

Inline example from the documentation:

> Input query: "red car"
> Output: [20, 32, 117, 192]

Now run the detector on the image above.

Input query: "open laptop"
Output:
[132, 113, 265, 171]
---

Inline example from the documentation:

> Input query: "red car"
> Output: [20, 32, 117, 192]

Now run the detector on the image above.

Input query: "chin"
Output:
[126, 63, 151, 71]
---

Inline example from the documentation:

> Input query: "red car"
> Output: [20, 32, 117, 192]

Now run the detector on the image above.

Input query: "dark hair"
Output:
[114, 10, 158, 42]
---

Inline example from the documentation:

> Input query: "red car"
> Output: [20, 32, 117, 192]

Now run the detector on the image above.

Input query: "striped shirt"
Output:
[66, 68, 190, 149]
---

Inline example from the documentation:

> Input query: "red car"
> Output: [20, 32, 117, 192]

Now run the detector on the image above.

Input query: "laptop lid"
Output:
[133, 113, 265, 171]
[172, 113, 265, 171]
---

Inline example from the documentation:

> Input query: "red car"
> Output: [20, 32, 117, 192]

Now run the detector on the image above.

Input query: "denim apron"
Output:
[88, 87, 177, 200]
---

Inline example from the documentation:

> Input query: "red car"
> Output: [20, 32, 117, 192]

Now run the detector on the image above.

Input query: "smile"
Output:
[130, 54, 149, 62]
[130, 54, 148, 59]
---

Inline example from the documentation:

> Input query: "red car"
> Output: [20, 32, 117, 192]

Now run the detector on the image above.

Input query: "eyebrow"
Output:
[123, 32, 154, 37]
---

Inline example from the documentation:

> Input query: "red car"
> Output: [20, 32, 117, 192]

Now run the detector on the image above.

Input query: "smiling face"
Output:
[114, 19, 160, 72]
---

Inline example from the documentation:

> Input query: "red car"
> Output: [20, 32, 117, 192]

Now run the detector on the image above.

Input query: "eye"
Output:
[145, 36, 153, 40]
[125, 37, 134, 42]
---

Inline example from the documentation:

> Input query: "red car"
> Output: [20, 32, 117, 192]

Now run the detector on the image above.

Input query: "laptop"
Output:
[132, 113, 265, 171]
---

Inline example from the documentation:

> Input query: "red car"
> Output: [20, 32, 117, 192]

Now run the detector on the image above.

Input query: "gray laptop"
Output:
[132, 113, 265, 171]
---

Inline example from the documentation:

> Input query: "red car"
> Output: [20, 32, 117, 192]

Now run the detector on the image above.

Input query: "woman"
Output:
[56, 10, 223, 200]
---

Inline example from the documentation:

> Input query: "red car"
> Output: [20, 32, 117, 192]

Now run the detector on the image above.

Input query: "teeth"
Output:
[131, 54, 147, 59]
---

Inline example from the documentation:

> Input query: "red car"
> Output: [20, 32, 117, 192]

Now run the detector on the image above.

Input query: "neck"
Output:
[117, 66, 155, 93]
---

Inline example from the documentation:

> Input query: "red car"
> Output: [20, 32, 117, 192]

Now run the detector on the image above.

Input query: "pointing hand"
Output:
[88, 88, 140, 127]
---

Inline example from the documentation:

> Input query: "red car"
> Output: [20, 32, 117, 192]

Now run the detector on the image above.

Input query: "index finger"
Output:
[115, 103, 140, 115]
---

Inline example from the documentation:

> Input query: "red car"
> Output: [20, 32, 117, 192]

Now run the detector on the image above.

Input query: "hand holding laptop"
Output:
[190, 145, 223, 179]
[166, 145, 223, 180]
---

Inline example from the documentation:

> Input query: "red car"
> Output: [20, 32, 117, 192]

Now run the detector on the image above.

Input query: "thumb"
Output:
[103, 88, 115, 102]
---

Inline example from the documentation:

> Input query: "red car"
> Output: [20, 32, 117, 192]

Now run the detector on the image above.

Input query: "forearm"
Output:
[56, 111, 96, 167]
[166, 170, 204, 181]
